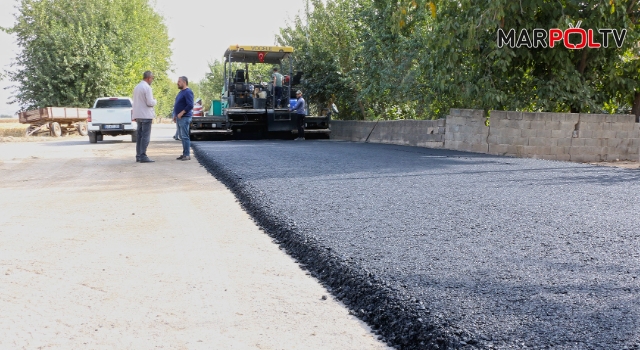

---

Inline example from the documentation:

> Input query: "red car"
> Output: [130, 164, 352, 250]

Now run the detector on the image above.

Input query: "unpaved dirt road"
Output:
[0, 125, 388, 349]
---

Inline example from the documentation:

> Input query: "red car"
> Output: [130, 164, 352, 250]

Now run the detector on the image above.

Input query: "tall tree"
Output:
[278, 0, 639, 119]
[2, 0, 174, 116]
[278, 0, 365, 119]
[419, 0, 640, 114]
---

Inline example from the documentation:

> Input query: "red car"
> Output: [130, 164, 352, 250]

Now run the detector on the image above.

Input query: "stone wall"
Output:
[568, 113, 640, 162]
[331, 119, 446, 148]
[487, 111, 574, 161]
[329, 120, 377, 142]
[329, 110, 640, 162]
[487, 111, 640, 162]
[443, 109, 489, 153]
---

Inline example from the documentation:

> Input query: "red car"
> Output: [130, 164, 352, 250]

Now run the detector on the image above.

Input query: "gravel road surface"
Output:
[193, 140, 640, 350]
[0, 126, 388, 349]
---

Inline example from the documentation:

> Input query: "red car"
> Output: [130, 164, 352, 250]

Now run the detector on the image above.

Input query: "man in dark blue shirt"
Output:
[289, 90, 306, 141]
[173, 76, 194, 160]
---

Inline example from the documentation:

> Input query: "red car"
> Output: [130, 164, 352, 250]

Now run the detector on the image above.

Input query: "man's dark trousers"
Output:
[274, 86, 283, 108]
[136, 119, 153, 161]
[296, 114, 305, 138]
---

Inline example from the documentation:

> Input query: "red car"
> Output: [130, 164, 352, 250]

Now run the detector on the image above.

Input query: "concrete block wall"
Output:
[487, 111, 640, 162]
[330, 110, 639, 163]
[571, 114, 640, 162]
[329, 120, 378, 142]
[331, 119, 446, 148]
[443, 109, 489, 153]
[487, 111, 578, 161]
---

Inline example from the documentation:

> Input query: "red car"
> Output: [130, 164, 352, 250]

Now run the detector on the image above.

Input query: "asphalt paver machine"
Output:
[189, 45, 331, 139]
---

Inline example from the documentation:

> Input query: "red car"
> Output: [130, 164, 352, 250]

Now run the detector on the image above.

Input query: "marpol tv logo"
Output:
[497, 21, 627, 49]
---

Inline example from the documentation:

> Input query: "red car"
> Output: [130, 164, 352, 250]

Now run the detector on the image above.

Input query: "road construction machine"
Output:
[189, 45, 332, 139]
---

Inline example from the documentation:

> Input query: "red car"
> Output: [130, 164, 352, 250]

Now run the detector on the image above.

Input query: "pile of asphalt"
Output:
[193, 140, 640, 350]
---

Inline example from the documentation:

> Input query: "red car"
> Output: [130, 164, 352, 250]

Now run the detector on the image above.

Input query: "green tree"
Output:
[277, 0, 639, 119]
[278, 0, 366, 119]
[2, 0, 174, 116]
[198, 59, 226, 113]
[418, 0, 639, 115]
[155, 76, 179, 118]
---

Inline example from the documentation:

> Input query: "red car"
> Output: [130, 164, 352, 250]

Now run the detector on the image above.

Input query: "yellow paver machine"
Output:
[189, 45, 332, 139]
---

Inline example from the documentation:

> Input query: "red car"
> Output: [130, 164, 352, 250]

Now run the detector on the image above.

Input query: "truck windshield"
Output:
[95, 99, 132, 108]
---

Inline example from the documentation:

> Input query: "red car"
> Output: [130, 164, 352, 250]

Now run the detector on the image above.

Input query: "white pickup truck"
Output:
[87, 97, 137, 143]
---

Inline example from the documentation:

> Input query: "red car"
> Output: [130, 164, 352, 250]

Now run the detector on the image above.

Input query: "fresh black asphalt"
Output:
[192, 140, 640, 350]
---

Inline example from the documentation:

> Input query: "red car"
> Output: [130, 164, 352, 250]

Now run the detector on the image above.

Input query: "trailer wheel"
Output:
[77, 123, 88, 136]
[88, 131, 97, 143]
[25, 125, 36, 137]
[131, 131, 137, 143]
[50, 122, 62, 137]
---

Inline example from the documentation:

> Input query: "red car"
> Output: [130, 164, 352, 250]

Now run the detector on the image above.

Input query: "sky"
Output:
[0, 0, 307, 116]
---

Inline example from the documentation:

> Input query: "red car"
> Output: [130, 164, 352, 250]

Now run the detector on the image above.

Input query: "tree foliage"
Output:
[277, 0, 640, 119]
[3, 0, 174, 116]
[278, 0, 365, 118]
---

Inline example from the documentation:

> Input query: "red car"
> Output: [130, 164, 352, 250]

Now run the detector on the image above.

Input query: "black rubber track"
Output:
[192, 140, 640, 350]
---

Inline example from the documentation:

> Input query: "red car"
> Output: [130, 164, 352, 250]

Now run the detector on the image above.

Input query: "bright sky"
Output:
[0, 0, 307, 116]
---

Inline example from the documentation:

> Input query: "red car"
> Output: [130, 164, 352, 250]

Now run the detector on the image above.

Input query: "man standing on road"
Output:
[173, 76, 194, 161]
[289, 90, 306, 141]
[133, 71, 157, 163]
[272, 67, 283, 108]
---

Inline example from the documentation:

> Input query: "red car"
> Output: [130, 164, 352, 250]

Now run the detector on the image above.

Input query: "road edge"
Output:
[192, 143, 474, 350]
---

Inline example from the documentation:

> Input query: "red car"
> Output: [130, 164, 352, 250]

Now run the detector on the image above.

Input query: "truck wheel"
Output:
[50, 122, 62, 137]
[97, 133, 103, 141]
[77, 123, 88, 136]
[88, 131, 97, 143]
[131, 131, 137, 143]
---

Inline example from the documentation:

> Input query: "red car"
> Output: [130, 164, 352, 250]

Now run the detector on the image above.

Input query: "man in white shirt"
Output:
[132, 71, 157, 163]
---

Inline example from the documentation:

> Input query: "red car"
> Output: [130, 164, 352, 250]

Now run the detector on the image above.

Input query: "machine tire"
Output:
[50, 122, 62, 137]
[131, 131, 137, 143]
[77, 123, 88, 136]
[88, 131, 97, 143]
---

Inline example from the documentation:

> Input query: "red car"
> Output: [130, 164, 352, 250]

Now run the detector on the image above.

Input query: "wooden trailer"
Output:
[19, 107, 89, 137]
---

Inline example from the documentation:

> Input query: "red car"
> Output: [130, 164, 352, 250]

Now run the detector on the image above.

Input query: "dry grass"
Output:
[0, 120, 82, 142]
[0, 122, 25, 137]
[0, 118, 87, 142]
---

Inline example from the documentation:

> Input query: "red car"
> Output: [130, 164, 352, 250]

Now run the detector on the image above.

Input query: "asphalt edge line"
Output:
[192, 143, 470, 350]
